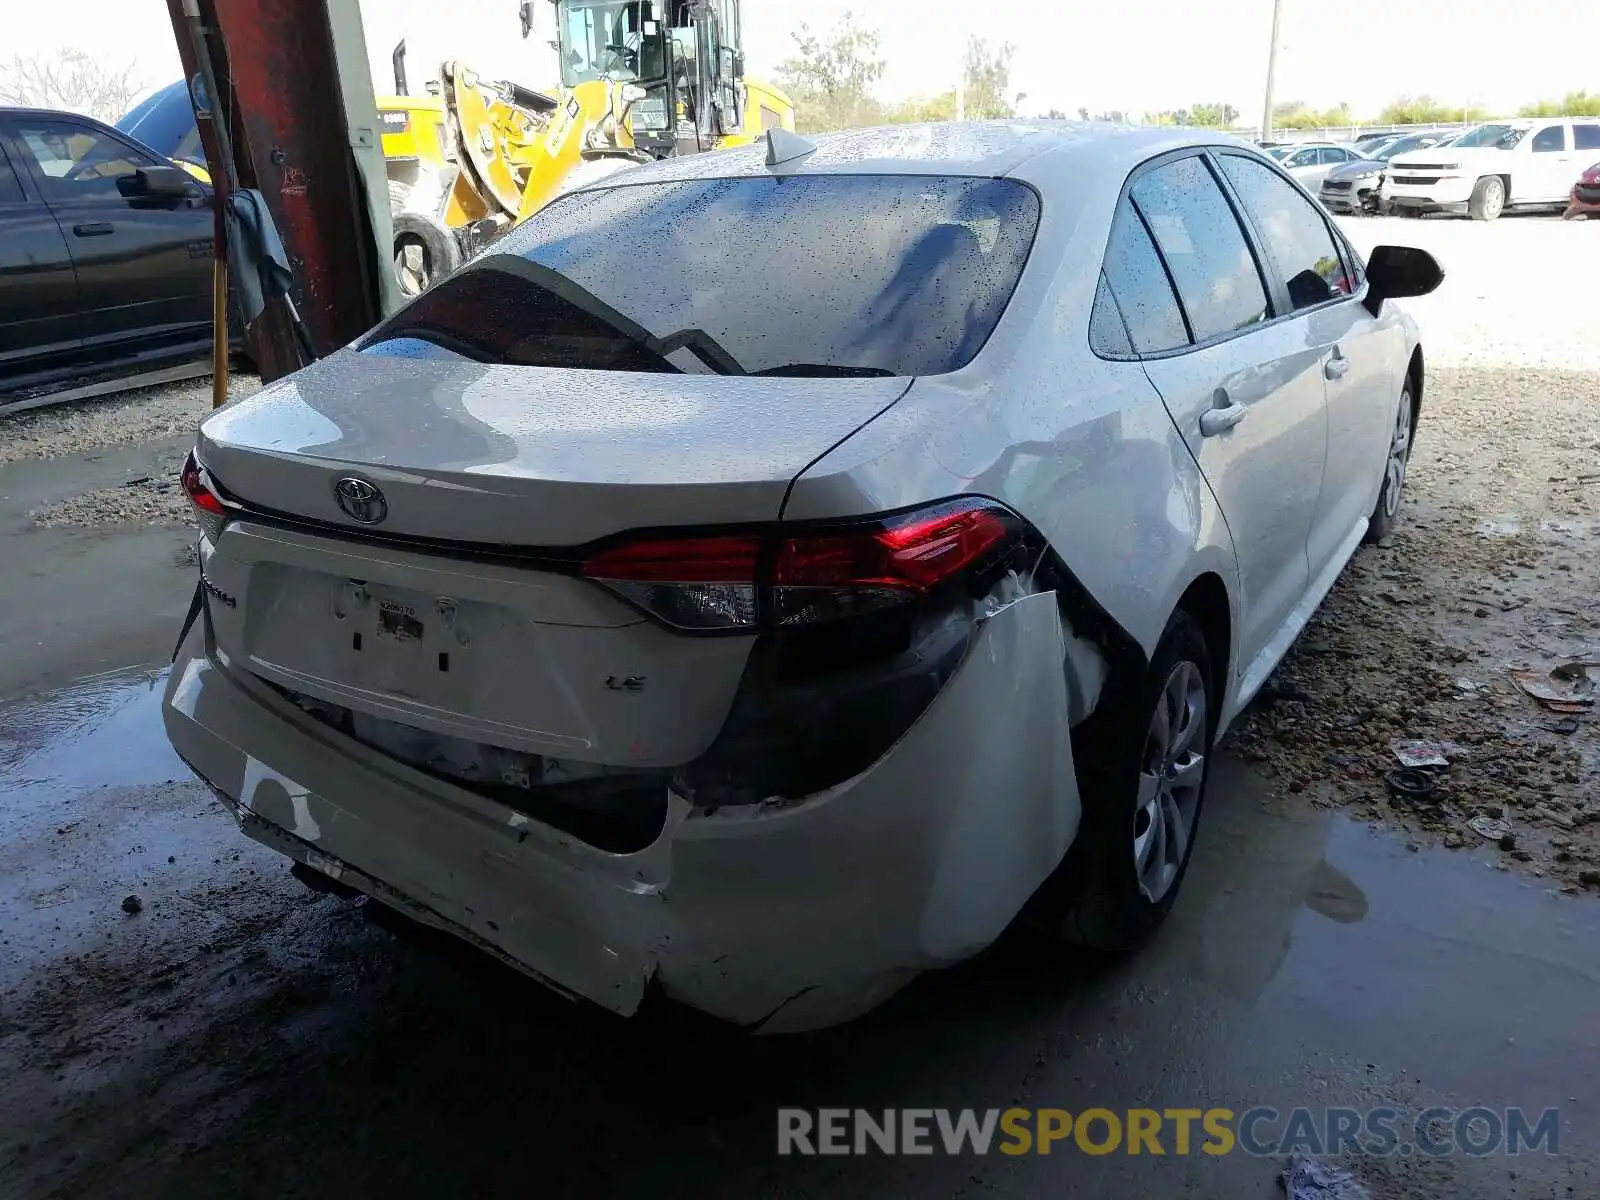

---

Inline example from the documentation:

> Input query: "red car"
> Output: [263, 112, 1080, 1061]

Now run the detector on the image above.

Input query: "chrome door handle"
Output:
[1324, 351, 1350, 381]
[1199, 402, 1249, 437]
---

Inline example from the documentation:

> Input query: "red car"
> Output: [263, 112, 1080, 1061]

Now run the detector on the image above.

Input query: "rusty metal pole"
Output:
[178, 0, 237, 407]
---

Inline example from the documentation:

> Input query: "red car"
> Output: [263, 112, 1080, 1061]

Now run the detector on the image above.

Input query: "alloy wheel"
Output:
[394, 236, 431, 297]
[1133, 659, 1208, 903]
[1384, 390, 1413, 519]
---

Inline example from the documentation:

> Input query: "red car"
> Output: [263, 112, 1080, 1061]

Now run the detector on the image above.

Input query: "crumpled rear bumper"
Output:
[164, 592, 1083, 1032]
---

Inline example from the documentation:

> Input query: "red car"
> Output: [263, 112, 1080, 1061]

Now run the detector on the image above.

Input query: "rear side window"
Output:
[1130, 156, 1269, 343]
[1088, 275, 1134, 357]
[1574, 124, 1600, 151]
[1217, 154, 1353, 309]
[1531, 125, 1566, 153]
[1098, 203, 1188, 354]
[361, 174, 1040, 377]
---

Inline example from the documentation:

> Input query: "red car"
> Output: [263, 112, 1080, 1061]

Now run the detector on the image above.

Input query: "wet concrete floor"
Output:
[1, 668, 1597, 1199]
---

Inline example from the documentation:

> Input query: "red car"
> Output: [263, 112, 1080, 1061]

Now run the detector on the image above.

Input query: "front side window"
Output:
[1129, 155, 1269, 343]
[1531, 125, 1567, 153]
[1574, 124, 1600, 151]
[1452, 124, 1526, 150]
[13, 119, 154, 200]
[559, 0, 667, 86]
[1217, 154, 1352, 310]
[1098, 201, 1189, 354]
[361, 174, 1040, 377]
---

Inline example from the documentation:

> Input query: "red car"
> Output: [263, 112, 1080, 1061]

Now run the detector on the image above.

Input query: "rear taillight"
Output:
[180, 450, 228, 541]
[581, 499, 1022, 632]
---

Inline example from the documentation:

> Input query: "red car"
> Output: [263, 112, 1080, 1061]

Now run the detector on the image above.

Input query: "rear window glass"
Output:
[359, 174, 1040, 377]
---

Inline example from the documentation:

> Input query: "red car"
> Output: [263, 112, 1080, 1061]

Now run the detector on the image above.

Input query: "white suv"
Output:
[1383, 118, 1600, 219]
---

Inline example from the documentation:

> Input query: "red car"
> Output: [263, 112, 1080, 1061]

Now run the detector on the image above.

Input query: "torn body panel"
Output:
[164, 590, 1082, 1032]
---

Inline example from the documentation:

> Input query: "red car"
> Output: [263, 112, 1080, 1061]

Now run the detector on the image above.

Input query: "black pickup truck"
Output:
[1, 106, 220, 409]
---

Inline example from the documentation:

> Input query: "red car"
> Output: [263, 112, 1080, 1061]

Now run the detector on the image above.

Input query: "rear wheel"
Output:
[391, 211, 461, 298]
[1363, 379, 1416, 544]
[1055, 610, 1214, 953]
[1468, 175, 1505, 221]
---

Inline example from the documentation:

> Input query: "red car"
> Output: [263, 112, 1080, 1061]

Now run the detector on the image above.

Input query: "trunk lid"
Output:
[198, 348, 911, 545]
[194, 352, 910, 778]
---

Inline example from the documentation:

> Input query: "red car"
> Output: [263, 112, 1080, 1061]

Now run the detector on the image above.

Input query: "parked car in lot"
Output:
[163, 122, 1440, 1032]
[1566, 161, 1600, 219]
[1, 106, 218, 406]
[1267, 141, 1370, 190]
[1383, 118, 1600, 219]
[1320, 130, 1459, 214]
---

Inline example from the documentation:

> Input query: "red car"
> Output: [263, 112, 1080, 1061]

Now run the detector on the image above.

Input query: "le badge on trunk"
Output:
[334, 476, 387, 524]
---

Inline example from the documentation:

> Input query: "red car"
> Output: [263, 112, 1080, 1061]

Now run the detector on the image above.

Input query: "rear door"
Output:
[1111, 151, 1327, 680]
[1521, 123, 1573, 202]
[1214, 150, 1399, 578]
[7, 113, 213, 358]
[0, 130, 81, 383]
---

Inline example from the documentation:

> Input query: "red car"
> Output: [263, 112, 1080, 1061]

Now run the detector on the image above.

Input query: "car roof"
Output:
[589, 120, 1262, 190]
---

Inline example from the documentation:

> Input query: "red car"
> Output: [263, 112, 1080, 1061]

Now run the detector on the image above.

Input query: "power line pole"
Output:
[1260, 0, 1283, 140]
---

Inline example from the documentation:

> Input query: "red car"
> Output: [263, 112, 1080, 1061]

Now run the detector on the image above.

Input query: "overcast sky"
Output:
[7, 0, 1594, 122]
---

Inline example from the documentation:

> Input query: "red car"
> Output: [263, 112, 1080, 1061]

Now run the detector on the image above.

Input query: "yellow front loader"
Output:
[390, 0, 795, 293]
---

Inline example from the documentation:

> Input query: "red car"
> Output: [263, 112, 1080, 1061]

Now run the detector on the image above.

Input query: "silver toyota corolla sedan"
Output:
[164, 122, 1442, 1032]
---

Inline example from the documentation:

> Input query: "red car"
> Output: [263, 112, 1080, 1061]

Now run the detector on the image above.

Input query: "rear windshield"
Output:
[359, 174, 1041, 377]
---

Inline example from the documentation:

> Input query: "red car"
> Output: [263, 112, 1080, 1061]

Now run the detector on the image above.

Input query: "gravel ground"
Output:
[0, 374, 257, 469]
[1232, 213, 1600, 891]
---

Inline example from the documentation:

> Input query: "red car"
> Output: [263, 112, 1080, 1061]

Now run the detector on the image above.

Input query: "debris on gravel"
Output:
[30, 471, 194, 529]
[0, 374, 259, 466]
[1233, 217, 1600, 893]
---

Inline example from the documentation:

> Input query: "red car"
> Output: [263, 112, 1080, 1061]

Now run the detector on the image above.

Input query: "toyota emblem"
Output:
[333, 476, 387, 524]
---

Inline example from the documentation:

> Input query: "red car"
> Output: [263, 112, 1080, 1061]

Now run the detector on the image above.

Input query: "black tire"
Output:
[1468, 175, 1505, 222]
[392, 211, 462, 298]
[1363, 379, 1416, 544]
[1054, 610, 1215, 953]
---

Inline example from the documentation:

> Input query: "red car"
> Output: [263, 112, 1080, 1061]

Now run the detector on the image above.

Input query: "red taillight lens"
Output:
[180, 450, 225, 515]
[774, 504, 1014, 594]
[580, 500, 1019, 631]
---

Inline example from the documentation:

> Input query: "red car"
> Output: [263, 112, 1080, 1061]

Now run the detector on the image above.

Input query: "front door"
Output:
[1212, 150, 1400, 580]
[1522, 123, 1574, 203]
[7, 114, 213, 361]
[0, 134, 81, 386]
[1114, 153, 1328, 682]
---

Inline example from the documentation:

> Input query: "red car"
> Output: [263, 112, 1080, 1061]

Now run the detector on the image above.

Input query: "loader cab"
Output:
[546, 0, 745, 158]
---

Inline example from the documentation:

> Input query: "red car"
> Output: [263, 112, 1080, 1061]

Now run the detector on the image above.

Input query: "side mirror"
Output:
[1363, 244, 1444, 315]
[122, 165, 198, 201]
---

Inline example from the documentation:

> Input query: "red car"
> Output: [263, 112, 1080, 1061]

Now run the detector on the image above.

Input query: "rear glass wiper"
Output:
[751, 363, 896, 377]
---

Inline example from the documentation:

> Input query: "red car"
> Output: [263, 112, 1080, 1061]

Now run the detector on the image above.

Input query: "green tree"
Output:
[961, 36, 1016, 119]
[1142, 102, 1239, 128]
[1272, 101, 1354, 130]
[1518, 91, 1600, 117]
[1377, 95, 1489, 125]
[774, 12, 886, 133]
[885, 91, 958, 123]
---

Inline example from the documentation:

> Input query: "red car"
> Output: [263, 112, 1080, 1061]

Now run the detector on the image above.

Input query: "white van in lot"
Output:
[1383, 118, 1600, 219]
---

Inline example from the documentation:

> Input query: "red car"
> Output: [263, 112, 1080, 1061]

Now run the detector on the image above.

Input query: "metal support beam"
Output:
[162, 0, 397, 383]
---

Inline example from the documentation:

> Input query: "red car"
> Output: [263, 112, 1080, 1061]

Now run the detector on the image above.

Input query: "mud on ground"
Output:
[1233, 363, 1600, 891]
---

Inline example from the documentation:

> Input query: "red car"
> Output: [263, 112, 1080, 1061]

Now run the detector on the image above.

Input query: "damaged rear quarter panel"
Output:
[658, 591, 1079, 1029]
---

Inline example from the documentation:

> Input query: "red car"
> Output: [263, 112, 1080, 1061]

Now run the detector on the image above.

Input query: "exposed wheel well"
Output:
[1177, 573, 1231, 727]
[1406, 345, 1424, 436]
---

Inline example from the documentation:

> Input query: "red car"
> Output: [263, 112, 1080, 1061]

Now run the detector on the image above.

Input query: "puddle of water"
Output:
[0, 666, 249, 989]
[1477, 515, 1523, 537]
[1166, 759, 1600, 1109]
[0, 667, 184, 802]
